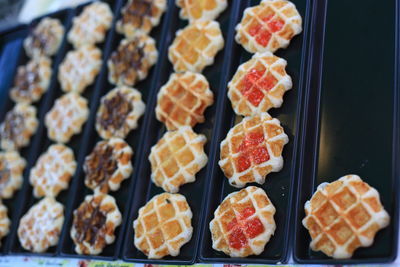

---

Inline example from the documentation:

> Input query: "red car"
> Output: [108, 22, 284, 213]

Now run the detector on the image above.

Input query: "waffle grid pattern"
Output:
[176, 0, 228, 21]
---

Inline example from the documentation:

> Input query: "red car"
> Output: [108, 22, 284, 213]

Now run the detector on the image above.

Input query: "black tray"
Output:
[293, 0, 400, 264]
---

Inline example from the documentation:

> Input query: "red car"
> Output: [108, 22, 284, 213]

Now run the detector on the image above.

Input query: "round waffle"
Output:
[210, 186, 276, 257]
[0, 151, 26, 199]
[0, 103, 38, 151]
[108, 35, 158, 87]
[96, 86, 145, 140]
[68, 2, 113, 48]
[116, 0, 167, 38]
[45, 92, 89, 144]
[58, 45, 102, 93]
[228, 52, 292, 116]
[168, 20, 224, 73]
[71, 193, 122, 255]
[235, 0, 302, 53]
[149, 126, 208, 193]
[302, 174, 390, 259]
[134, 193, 193, 259]
[30, 144, 76, 198]
[10, 56, 52, 104]
[18, 197, 64, 253]
[24, 17, 65, 58]
[219, 113, 288, 188]
[84, 138, 133, 193]
[0, 200, 10, 246]
[176, 0, 228, 21]
[156, 72, 214, 130]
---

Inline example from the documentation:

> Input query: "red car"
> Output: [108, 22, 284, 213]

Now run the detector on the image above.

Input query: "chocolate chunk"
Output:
[122, 0, 153, 28]
[99, 92, 133, 132]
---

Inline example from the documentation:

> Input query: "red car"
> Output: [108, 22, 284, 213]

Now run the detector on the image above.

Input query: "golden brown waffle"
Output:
[210, 186, 276, 257]
[228, 52, 292, 116]
[0, 151, 26, 199]
[0, 103, 38, 151]
[84, 138, 133, 193]
[68, 2, 113, 48]
[30, 144, 76, 198]
[108, 35, 158, 87]
[116, 0, 167, 38]
[156, 72, 214, 130]
[18, 197, 64, 253]
[219, 113, 288, 188]
[176, 0, 228, 21]
[168, 20, 224, 73]
[235, 0, 302, 53]
[302, 175, 390, 259]
[58, 45, 102, 93]
[0, 200, 10, 247]
[71, 193, 122, 255]
[45, 92, 89, 144]
[10, 56, 52, 104]
[134, 193, 193, 259]
[149, 126, 208, 193]
[96, 86, 145, 139]
[24, 18, 65, 58]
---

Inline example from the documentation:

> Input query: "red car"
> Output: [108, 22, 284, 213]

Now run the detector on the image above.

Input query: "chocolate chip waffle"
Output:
[176, 0, 228, 21]
[0, 151, 26, 199]
[0, 201, 10, 247]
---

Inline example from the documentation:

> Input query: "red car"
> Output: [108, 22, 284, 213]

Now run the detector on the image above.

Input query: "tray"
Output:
[293, 0, 400, 263]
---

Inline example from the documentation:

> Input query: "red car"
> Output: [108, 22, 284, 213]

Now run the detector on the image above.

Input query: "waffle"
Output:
[116, 0, 167, 38]
[18, 197, 64, 253]
[235, 0, 302, 53]
[24, 18, 65, 58]
[108, 35, 158, 87]
[0, 151, 26, 199]
[228, 52, 292, 116]
[149, 126, 208, 193]
[0, 201, 10, 247]
[10, 56, 52, 104]
[219, 113, 288, 188]
[68, 2, 113, 48]
[176, 0, 228, 21]
[45, 92, 89, 144]
[0, 103, 38, 151]
[58, 45, 102, 93]
[156, 72, 214, 130]
[168, 20, 224, 73]
[96, 86, 145, 140]
[71, 193, 122, 255]
[134, 193, 193, 259]
[30, 144, 76, 198]
[302, 175, 390, 259]
[84, 138, 133, 193]
[210, 186, 276, 257]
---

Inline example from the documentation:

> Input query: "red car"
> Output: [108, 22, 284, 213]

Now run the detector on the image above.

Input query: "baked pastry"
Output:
[168, 20, 224, 73]
[228, 52, 292, 116]
[108, 35, 158, 86]
[134, 193, 193, 259]
[84, 138, 133, 193]
[0, 200, 10, 246]
[30, 144, 76, 198]
[210, 186, 276, 257]
[10, 56, 52, 104]
[68, 2, 113, 48]
[219, 113, 288, 188]
[96, 86, 145, 140]
[0, 103, 38, 151]
[149, 126, 208, 193]
[0, 151, 26, 199]
[18, 197, 64, 253]
[58, 45, 102, 93]
[45, 92, 89, 144]
[156, 72, 214, 130]
[71, 193, 122, 255]
[235, 0, 302, 53]
[302, 174, 390, 259]
[116, 0, 167, 38]
[176, 0, 228, 21]
[24, 17, 65, 58]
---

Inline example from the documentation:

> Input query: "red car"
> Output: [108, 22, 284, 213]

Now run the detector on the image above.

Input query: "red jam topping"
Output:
[249, 14, 285, 46]
[228, 228, 248, 250]
[255, 29, 271, 47]
[236, 132, 270, 172]
[268, 18, 285, 33]
[244, 218, 264, 238]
